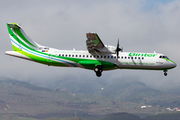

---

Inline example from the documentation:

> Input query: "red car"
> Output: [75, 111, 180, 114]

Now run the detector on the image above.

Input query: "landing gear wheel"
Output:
[94, 68, 99, 72]
[94, 65, 103, 77]
[163, 69, 168, 76]
[96, 72, 102, 77]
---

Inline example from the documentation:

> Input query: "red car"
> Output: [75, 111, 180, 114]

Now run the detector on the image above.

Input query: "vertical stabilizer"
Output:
[7, 23, 39, 51]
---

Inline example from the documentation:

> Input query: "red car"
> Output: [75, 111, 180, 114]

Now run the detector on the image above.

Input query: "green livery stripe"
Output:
[7, 24, 13, 35]
[53, 56, 116, 70]
[10, 23, 18, 26]
[93, 35, 99, 44]
[119, 66, 176, 70]
[164, 58, 176, 64]
[72, 58, 116, 70]
[13, 28, 37, 48]
[7, 25, 21, 51]
[20, 50, 68, 67]
[12, 45, 19, 51]
[13, 45, 68, 67]
[7, 23, 176, 74]
[8, 28, 30, 51]
[8, 24, 117, 70]
[8, 26, 49, 56]
[11, 34, 44, 54]
[12, 44, 117, 70]
[7, 24, 37, 48]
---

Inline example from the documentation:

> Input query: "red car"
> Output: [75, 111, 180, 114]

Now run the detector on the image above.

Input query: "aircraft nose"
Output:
[171, 61, 177, 68]
[173, 63, 177, 68]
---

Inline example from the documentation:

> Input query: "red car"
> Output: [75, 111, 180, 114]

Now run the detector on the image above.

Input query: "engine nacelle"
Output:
[105, 45, 116, 54]
[95, 45, 116, 54]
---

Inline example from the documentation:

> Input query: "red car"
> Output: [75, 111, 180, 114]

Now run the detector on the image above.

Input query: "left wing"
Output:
[86, 33, 116, 54]
[86, 33, 117, 54]
[86, 33, 105, 52]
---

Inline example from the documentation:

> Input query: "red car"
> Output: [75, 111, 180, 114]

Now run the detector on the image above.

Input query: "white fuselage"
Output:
[37, 47, 176, 71]
[6, 23, 177, 77]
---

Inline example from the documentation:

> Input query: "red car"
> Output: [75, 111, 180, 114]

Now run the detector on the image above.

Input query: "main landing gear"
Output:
[163, 69, 167, 76]
[94, 65, 103, 77]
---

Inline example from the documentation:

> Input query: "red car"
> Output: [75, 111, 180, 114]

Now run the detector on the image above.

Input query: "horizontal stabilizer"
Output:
[5, 51, 32, 61]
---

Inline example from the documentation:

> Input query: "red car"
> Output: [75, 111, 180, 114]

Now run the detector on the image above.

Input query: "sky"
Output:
[0, 0, 179, 90]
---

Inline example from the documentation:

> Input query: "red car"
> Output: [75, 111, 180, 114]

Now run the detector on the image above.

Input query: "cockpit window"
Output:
[159, 55, 169, 59]
[163, 56, 169, 59]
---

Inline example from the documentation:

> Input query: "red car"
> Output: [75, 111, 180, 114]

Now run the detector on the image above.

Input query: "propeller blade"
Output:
[116, 38, 121, 59]
[116, 50, 119, 58]
[117, 38, 119, 49]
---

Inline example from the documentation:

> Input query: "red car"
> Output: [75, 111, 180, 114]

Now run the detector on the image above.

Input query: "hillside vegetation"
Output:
[1, 77, 180, 119]
[97, 112, 140, 120]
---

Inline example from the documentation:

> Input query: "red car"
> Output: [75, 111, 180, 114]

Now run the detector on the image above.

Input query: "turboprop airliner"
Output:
[5, 23, 176, 77]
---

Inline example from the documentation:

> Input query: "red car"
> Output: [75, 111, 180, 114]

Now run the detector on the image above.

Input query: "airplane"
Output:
[5, 23, 176, 77]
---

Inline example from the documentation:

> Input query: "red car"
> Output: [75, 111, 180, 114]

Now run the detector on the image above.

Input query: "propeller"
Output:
[116, 38, 122, 59]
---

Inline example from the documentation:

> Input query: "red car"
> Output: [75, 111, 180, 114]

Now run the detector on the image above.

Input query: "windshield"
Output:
[159, 55, 169, 59]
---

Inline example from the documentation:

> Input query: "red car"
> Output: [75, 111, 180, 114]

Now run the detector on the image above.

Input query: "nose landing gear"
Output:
[94, 65, 103, 77]
[163, 69, 167, 76]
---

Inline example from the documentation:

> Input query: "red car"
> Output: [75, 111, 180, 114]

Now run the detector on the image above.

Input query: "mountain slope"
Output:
[97, 112, 140, 120]
[38, 78, 165, 103]
[100, 80, 164, 103]
[0, 78, 138, 119]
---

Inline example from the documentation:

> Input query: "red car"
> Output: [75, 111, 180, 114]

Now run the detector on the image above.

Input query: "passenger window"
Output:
[135, 57, 137, 59]
[118, 56, 120, 58]
[104, 56, 106, 58]
[86, 55, 88, 58]
[76, 55, 78, 57]
[90, 55, 92, 58]
[114, 56, 116, 59]
[79, 55, 81, 57]
[97, 56, 99, 58]
[125, 57, 127, 59]
[138, 57, 140, 59]
[94, 55, 96, 58]
[101, 56, 103, 58]
[72, 55, 74, 57]
[59, 54, 61, 56]
[128, 57, 130, 59]
[121, 56, 123, 59]
[142, 57, 144, 60]
[69, 55, 71, 57]
[62, 54, 64, 57]
[111, 56, 113, 58]
[107, 56, 109, 58]
[131, 57, 133, 59]
[66, 54, 67, 57]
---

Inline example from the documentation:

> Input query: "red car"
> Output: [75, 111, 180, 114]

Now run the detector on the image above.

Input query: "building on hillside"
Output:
[141, 106, 147, 109]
